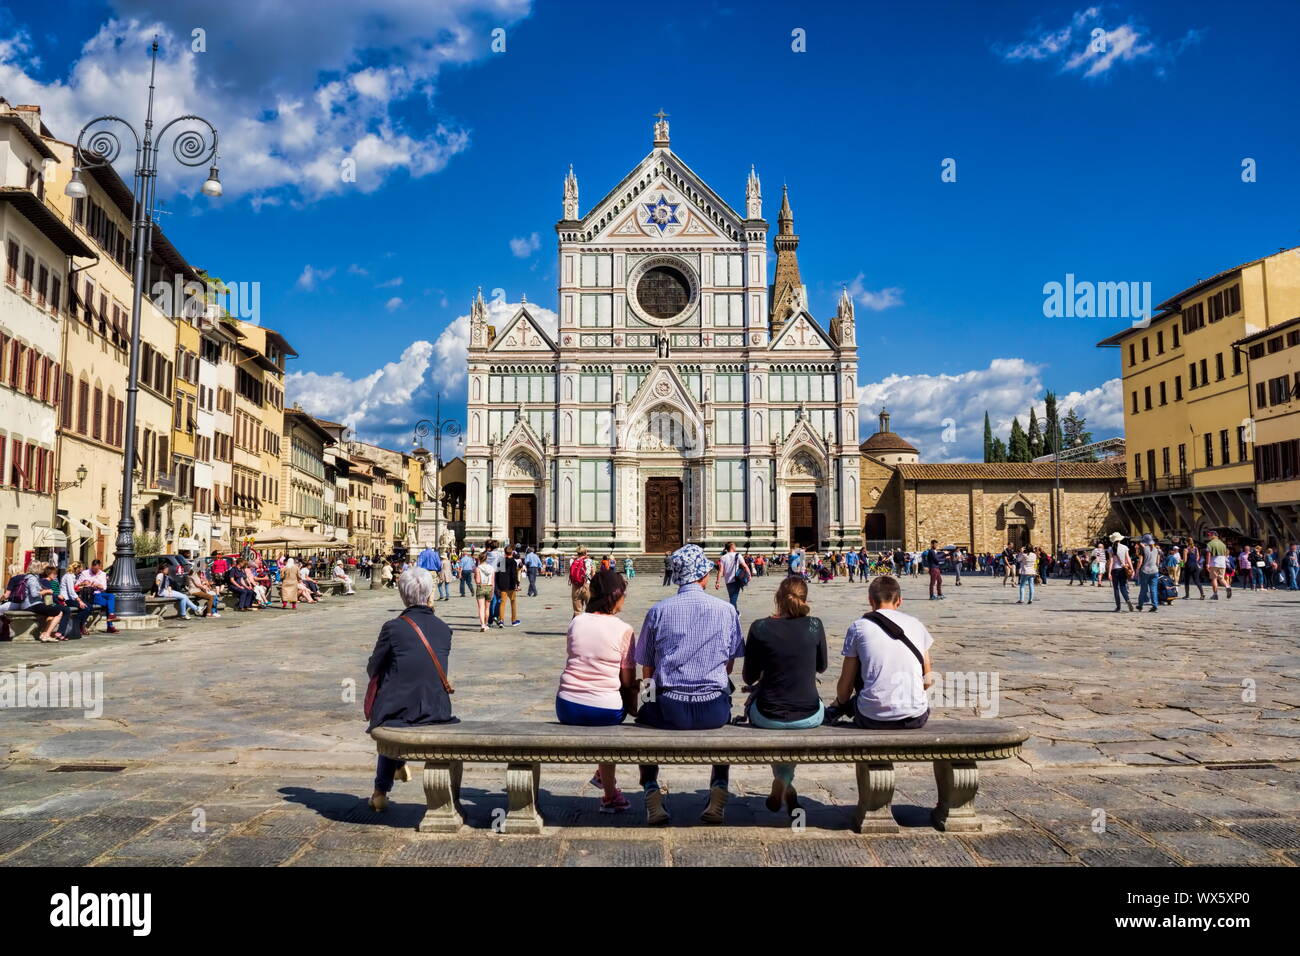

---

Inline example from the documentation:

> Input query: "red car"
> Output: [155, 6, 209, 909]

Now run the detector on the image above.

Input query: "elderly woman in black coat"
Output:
[365, 567, 456, 812]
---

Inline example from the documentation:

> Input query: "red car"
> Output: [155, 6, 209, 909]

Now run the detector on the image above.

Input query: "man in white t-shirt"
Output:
[713, 542, 753, 610]
[829, 575, 934, 729]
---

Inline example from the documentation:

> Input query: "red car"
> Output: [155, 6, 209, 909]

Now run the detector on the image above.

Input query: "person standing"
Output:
[458, 550, 475, 597]
[845, 548, 858, 583]
[1015, 547, 1038, 605]
[714, 541, 753, 610]
[743, 576, 827, 817]
[569, 546, 593, 617]
[633, 544, 744, 827]
[1284, 544, 1300, 591]
[1183, 541, 1205, 600]
[661, 550, 673, 586]
[280, 557, 301, 610]
[524, 548, 542, 597]
[953, 548, 964, 586]
[495, 546, 521, 628]
[1134, 534, 1162, 613]
[1203, 530, 1231, 599]
[473, 552, 495, 631]
[1108, 532, 1135, 611]
[922, 539, 944, 601]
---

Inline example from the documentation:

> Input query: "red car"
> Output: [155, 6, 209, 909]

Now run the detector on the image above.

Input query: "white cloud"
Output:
[347, 264, 369, 276]
[285, 296, 556, 445]
[857, 358, 1122, 463]
[296, 264, 334, 290]
[845, 272, 904, 311]
[1000, 7, 1199, 78]
[0, 1, 533, 202]
[384, 296, 403, 312]
[510, 232, 541, 258]
[377, 276, 403, 289]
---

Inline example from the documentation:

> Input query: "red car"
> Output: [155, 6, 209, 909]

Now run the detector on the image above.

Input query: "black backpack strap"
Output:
[862, 611, 927, 674]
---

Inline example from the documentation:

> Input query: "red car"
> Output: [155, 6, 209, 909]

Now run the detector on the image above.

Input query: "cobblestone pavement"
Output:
[1, 571, 1297, 866]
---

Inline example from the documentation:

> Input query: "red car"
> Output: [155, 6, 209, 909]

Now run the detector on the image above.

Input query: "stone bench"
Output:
[371, 719, 1029, 835]
[316, 579, 347, 596]
[145, 595, 210, 619]
[2, 606, 105, 641]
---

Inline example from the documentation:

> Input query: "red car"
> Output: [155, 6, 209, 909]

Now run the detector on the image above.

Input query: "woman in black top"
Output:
[742, 576, 827, 816]
[365, 567, 457, 812]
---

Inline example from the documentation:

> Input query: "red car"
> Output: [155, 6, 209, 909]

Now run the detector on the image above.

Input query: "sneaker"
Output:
[1211, 594, 1219, 600]
[600, 789, 631, 813]
[700, 786, 729, 825]
[210, 613, 221, 619]
[1226, 588, 1232, 598]
[480, 624, 487, 632]
[511, 620, 521, 627]
[644, 787, 670, 826]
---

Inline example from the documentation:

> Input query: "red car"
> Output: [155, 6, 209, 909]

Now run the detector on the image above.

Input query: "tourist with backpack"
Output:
[713, 541, 752, 609]
[569, 546, 593, 616]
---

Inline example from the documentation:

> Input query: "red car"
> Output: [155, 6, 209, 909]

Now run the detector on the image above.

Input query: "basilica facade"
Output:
[463, 117, 862, 555]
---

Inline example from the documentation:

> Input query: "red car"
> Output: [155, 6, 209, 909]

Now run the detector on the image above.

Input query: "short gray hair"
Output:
[397, 567, 435, 607]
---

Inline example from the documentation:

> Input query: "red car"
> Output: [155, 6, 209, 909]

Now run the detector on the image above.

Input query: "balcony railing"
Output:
[1119, 474, 1191, 496]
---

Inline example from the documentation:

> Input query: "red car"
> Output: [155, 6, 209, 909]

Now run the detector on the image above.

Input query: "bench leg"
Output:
[502, 762, 543, 834]
[417, 760, 463, 833]
[853, 761, 899, 833]
[931, 760, 980, 832]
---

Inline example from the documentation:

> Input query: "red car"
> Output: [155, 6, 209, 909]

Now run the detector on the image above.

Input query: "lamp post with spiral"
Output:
[64, 38, 222, 620]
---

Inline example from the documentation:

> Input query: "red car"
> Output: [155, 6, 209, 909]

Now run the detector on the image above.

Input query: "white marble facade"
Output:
[464, 119, 861, 555]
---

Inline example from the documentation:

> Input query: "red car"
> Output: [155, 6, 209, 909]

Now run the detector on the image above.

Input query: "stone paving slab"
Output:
[1, 575, 1296, 865]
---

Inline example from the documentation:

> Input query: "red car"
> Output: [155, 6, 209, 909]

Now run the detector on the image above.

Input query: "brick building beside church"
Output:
[858, 410, 1126, 552]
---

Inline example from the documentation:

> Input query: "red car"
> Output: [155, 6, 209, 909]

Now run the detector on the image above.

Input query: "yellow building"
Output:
[1098, 245, 1300, 542]
[172, 316, 200, 552]
[227, 319, 294, 537]
[348, 455, 374, 555]
[281, 405, 333, 533]
[1239, 316, 1300, 542]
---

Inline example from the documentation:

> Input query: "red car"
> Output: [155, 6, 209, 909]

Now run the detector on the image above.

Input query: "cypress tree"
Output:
[983, 411, 994, 462]
[1027, 407, 1042, 459]
[990, 436, 1008, 462]
[1009, 418, 1030, 462]
[1044, 391, 1061, 456]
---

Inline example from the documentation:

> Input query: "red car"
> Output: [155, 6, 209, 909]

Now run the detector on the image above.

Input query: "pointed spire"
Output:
[778, 184, 794, 234]
[563, 164, 579, 219]
[745, 164, 762, 219]
[879, 408, 891, 434]
[837, 284, 854, 321]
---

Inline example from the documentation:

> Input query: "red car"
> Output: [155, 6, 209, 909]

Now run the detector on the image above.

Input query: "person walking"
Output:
[364, 568, 455, 812]
[1182, 541, 1205, 599]
[556, 569, 638, 814]
[661, 550, 673, 586]
[713, 541, 753, 610]
[1204, 530, 1232, 599]
[633, 544, 744, 827]
[1108, 532, 1135, 612]
[922, 539, 944, 601]
[524, 548, 542, 597]
[458, 550, 475, 597]
[742, 576, 827, 817]
[495, 546, 521, 628]
[1284, 544, 1300, 591]
[280, 557, 301, 610]
[473, 552, 495, 631]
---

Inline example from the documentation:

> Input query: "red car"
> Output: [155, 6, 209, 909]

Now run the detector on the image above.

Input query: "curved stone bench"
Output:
[371, 719, 1029, 835]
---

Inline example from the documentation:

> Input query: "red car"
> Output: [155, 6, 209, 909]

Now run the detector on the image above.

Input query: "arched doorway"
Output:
[508, 493, 537, 549]
[645, 478, 683, 553]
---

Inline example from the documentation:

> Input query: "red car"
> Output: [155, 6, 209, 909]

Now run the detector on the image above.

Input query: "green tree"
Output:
[1008, 418, 1030, 462]
[1027, 407, 1042, 459]
[1063, 407, 1093, 452]
[983, 411, 994, 462]
[1044, 391, 1061, 456]
[990, 436, 1008, 462]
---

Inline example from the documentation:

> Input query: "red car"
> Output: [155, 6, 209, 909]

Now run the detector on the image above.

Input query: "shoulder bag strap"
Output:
[862, 611, 928, 675]
[402, 614, 455, 695]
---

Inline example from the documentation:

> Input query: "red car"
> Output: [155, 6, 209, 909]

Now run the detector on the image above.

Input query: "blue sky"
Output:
[3, 0, 1298, 460]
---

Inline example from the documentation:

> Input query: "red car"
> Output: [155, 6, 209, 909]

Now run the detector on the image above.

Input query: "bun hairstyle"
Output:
[773, 576, 810, 618]
[586, 569, 627, 615]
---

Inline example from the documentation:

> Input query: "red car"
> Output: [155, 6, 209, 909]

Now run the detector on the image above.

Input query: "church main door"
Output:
[644, 478, 683, 553]
[508, 494, 537, 549]
[790, 493, 818, 548]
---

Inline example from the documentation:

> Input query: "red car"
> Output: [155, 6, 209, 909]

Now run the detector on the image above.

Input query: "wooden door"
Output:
[790, 493, 818, 548]
[644, 478, 683, 553]
[508, 494, 537, 549]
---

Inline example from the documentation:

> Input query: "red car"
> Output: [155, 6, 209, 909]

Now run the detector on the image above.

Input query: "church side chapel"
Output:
[464, 115, 862, 555]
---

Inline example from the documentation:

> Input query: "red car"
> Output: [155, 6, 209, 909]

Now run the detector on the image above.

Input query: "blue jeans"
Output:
[374, 755, 406, 794]
[436, 580, 449, 600]
[1288, 566, 1299, 590]
[91, 591, 116, 617]
[725, 580, 742, 608]
[527, 569, 539, 596]
[458, 569, 471, 596]
[1112, 568, 1132, 608]
[163, 589, 201, 618]
[1137, 571, 1158, 609]
[1018, 574, 1035, 602]
[556, 695, 626, 726]
[488, 591, 500, 622]
[748, 700, 824, 783]
[1251, 567, 1264, 589]
[636, 691, 732, 790]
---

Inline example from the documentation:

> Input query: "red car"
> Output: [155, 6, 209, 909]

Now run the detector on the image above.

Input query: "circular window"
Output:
[636, 265, 691, 319]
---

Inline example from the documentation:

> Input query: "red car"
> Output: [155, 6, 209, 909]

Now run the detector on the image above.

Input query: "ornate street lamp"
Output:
[66, 38, 220, 619]
[413, 393, 462, 547]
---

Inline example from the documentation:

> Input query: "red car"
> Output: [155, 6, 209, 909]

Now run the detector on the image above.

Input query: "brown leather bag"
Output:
[402, 614, 454, 695]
